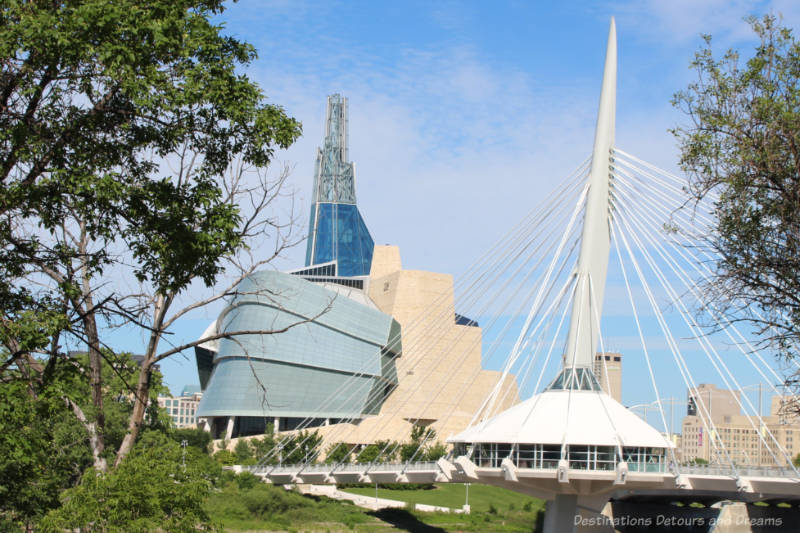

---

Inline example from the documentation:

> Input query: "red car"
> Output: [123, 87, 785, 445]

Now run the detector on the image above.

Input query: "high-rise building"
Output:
[304, 94, 374, 277]
[680, 384, 800, 466]
[593, 352, 622, 402]
[158, 385, 203, 428]
[686, 383, 741, 422]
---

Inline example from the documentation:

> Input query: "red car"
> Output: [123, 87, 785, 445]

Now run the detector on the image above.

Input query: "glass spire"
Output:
[305, 94, 374, 277]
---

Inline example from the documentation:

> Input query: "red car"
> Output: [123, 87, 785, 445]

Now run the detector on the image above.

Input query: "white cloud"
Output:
[250, 41, 603, 276]
[113, 1, 798, 397]
[612, 0, 800, 47]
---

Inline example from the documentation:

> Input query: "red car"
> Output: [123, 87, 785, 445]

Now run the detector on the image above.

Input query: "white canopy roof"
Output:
[449, 389, 673, 449]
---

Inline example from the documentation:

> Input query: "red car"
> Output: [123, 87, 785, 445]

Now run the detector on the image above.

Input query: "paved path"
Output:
[295, 484, 469, 514]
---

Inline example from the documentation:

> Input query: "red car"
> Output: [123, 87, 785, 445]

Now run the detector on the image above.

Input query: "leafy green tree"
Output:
[250, 432, 278, 464]
[325, 442, 355, 464]
[234, 439, 255, 464]
[213, 449, 237, 466]
[282, 430, 323, 465]
[0, 0, 301, 474]
[92, 351, 170, 462]
[0, 351, 167, 528]
[356, 444, 381, 464]
[171, 427, 213, 454]
[234, 471, 260, 490]
[0, 377, 91, 529]
[40, 431, 219, 533]
[672, 15, 800, 370]
[400, 425, 440, 462]
[426, 442, 448, 461]
[357, 440, 397, 464]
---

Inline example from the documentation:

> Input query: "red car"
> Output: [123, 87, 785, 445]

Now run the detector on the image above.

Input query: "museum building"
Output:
[195, 95, 518, 445]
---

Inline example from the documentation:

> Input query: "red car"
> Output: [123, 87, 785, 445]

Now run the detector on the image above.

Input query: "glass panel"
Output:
[475, 444, 492, 467]
[306, 203, 374, 277]
[595, 446, 616, 470]
[518, 444, 538, 468]
[494, 443, 513, 467]
[568, 445, 590, 469]
[542, 445, 561, 469]
[304, 206, 317, 266]
[545, 367, 602, 392]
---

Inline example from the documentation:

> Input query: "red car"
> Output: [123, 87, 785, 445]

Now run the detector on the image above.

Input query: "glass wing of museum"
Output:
[195, 270, 401, 438]
[195, 94, 395, 438]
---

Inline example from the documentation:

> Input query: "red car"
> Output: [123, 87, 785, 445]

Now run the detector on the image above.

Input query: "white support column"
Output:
[225, 417, 234, 440]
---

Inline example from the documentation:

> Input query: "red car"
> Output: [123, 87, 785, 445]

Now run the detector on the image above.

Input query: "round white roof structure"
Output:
[449, 389, 673, 449]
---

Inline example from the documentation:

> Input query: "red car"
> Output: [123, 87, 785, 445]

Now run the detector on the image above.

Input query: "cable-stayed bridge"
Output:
[234, 18, 800, 532]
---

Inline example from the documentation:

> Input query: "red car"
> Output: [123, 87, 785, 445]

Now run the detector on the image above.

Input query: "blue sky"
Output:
[220, 0, 800, 274]
[127, 1, 800, 416]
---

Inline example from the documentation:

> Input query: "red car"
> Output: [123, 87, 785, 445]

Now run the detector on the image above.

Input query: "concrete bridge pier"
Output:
[543, 494, 578, 533]
[542, 494, 614, 533]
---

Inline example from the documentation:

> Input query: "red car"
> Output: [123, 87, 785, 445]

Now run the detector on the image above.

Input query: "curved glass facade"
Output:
[196, 270, 400, 427]
[197, 95, 386, 438]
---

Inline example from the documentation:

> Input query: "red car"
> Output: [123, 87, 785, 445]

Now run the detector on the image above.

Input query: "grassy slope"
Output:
[205, 482, 377, 531]
[341, 483, 542, 513]
[207, 480, 546, 532]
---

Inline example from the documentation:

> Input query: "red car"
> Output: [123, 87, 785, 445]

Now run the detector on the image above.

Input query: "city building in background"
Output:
[194, 95, 518, 445]
[158, 385, 203, 429]
[687, 383, 741, 422]
[680, 383, 800, 466]
[593, 352, 622, 402]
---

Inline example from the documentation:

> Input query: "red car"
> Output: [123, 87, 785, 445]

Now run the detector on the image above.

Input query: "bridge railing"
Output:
[242, 461, 440, 476]
[679, 464, 799, 478]
[239, 461, 798, 484]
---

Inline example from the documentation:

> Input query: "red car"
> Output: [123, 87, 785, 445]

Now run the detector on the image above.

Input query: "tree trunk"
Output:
[114, 356, 153, 467]
[82, 303, 107, 472]
[67, 398, 107, 472]
[114, 293, 170, 467]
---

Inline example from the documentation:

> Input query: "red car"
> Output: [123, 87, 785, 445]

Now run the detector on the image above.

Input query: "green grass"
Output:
[341, 483, 543, 514]
[206, 473, 545, 532]
[372, 505, 544, 532]
[206, 481, 384, 531]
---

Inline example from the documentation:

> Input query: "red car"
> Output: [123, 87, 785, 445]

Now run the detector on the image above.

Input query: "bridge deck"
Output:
[241, 458, 800, 501]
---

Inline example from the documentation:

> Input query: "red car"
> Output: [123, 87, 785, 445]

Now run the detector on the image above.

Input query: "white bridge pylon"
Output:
[245, 17, 800, 531]
[446, 18, 682, 528]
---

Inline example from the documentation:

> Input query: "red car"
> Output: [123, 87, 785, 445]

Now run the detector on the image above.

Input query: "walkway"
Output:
[296, 483, 469, 514]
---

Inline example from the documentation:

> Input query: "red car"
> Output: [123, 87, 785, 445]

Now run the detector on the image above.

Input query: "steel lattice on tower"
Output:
[305, 94, 374, 277]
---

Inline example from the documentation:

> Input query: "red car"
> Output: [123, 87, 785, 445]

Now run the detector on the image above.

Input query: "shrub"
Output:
[523, 500, 533, 511]
[233, 439, 254, 464]
[171, 428, 213, 454]
[235, 471, 259, 490]
[213, 449, 236, 466]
